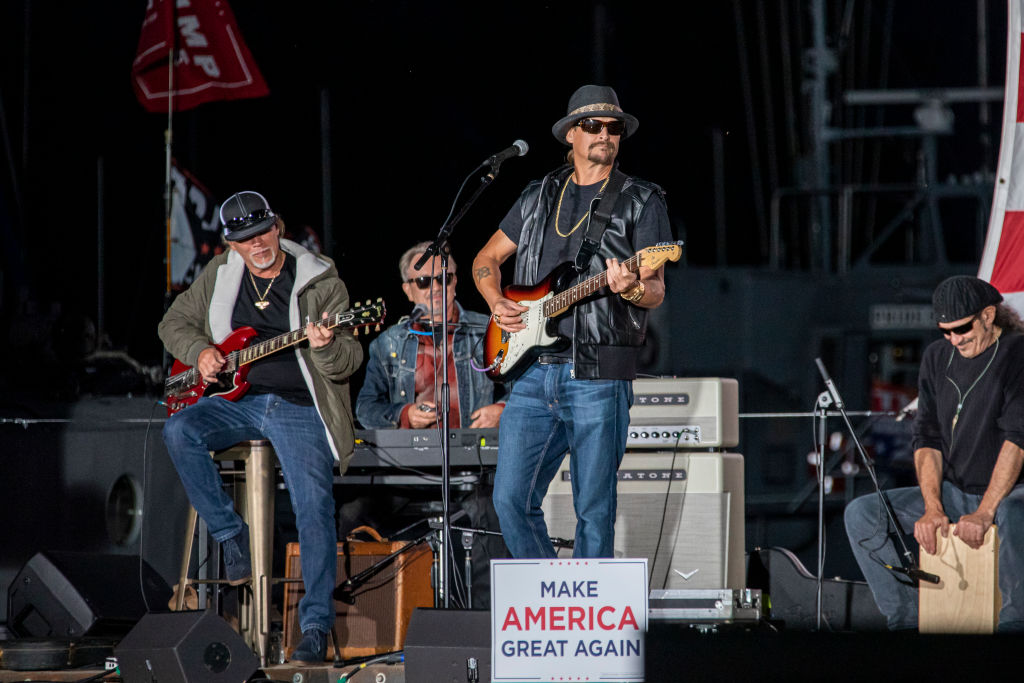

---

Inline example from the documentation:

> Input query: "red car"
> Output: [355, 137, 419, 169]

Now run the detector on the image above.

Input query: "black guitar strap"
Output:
[574, 168, 628, 272]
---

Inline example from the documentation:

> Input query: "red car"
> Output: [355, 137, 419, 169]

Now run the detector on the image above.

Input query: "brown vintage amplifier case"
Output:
[282, 527, 433, 660]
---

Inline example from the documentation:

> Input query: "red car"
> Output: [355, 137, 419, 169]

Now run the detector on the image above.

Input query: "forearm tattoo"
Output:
[474, 266, 492, 282]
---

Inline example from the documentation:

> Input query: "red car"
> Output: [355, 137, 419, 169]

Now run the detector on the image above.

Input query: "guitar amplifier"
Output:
[281, 535, 433, 660]
[628, 377, 739, 449]
[541, 451, 745, 589]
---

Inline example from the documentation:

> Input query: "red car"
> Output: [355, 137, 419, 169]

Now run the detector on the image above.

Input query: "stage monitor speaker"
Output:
[404, 608, 491, 683]
[115, 611, 259, 683]
[7, 551, 172, 639]
[541, 451, 745, 589]
[746, 546, 886, 631]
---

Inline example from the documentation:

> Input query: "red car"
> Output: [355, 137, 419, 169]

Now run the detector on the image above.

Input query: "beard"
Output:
[587, 141, 617, 165]
[250, 247, 278, 270]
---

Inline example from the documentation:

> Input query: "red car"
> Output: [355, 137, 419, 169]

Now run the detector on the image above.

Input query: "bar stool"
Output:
[919, 524, 1000, 633]
[173, 439, 278, 666]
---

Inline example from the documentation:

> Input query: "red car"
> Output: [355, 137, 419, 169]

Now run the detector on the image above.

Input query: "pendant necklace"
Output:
[944, 335, 1000, 433]
[555, 173, 610, 238]
[249, 270, 276, 311]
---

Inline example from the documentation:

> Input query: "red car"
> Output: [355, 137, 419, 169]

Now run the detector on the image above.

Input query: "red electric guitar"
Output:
[164, 299, 386, 416]
[482, 242, 683, 383]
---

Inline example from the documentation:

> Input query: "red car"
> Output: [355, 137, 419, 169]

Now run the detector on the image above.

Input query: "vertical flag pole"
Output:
[163, 3, 175, 302]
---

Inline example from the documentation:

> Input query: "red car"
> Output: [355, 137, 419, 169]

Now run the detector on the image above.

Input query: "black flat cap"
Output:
[932, 275, 1003, 322]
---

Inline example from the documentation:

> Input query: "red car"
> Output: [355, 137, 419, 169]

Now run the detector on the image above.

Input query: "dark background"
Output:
[0, 1, 1005, 368]
[0, 1, 1012, 600]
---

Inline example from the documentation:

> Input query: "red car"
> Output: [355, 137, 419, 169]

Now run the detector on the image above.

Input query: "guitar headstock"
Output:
[336, 298, 387, 336]
[638, 241, 684, 271]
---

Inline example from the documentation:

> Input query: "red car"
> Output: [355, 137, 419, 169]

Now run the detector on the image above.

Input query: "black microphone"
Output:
[814, 357, 845, 410]
[406, 304, 429, 324]
[884, 563, 941, 584]
[333, 580, 356, 604]
[485, 139, 529, 177]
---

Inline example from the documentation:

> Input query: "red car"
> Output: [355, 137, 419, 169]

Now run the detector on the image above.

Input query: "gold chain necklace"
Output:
[555, 173, 610, 238]
[249, 270, 277, 311]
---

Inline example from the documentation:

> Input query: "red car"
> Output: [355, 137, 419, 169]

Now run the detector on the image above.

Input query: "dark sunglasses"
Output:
[577, 118, 626, 136]
[938, 315, 977, 336]
[226, 208, 275, 228]
[405, 273, 454, 289]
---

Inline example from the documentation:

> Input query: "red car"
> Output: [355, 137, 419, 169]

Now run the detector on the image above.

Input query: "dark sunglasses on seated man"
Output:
[938, 315, 977, 336]
[405, 273, 454, 289]
[226, 208, 275, 228]
[576, 118, 626, 136]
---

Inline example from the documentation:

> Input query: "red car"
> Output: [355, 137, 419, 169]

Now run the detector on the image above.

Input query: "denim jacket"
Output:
[355, 303, 501, 428]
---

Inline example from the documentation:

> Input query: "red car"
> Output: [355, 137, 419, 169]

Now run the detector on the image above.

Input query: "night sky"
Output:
[0, 1, 1008, 388]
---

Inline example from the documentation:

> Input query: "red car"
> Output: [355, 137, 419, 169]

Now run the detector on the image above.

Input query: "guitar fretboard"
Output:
[241, 311, 365, 366]
[164, 306, 381, 391]
[541, 253, 642, 317]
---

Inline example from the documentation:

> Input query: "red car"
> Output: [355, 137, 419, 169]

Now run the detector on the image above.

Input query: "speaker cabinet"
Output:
[7, 551, 172, 639]
[541, 451, 745, 589]
[115, 611, 259, 683]
[0, 397, 190, 623]
[404, 608, 490, 683]
[746, 546, 886, 631]
[282, 540, 433, 660]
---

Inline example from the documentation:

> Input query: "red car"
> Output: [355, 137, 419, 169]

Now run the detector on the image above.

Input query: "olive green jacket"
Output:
[158, 239, 363, 472]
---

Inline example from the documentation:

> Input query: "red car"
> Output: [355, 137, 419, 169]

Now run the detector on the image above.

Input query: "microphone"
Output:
[895, 397, 919, 423]
[814, 357, 845, 410]
[333, 580, 356, 604]
[407, 304, 429, 324]
[485, 139, 529, 177]
[884, 563, 941, 584]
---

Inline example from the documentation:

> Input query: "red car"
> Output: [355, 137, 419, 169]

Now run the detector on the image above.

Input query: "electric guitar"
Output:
[482, 242, 682, 382]
[164, 299, 386, 416]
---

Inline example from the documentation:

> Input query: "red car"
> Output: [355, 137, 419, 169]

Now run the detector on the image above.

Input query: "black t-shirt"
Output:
[498, 175, 672, 341]
[231, 253, 313, 406]
[913, 332, 1024, 493]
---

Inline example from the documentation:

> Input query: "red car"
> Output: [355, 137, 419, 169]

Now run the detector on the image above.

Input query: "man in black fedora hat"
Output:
[160, 190, 363, 662]
[472, 84, 672, 558]
[845, 275, 1024, 631]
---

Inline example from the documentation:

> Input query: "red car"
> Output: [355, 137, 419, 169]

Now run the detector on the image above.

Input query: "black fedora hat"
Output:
[219, 190, 278, 242]
[551, 84, 639, 144]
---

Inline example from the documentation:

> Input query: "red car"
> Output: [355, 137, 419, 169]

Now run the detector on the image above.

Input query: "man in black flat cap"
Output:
[160, 190, 363, 662]
[472, 85, 672, 559]
[845, 275, 1024, 631]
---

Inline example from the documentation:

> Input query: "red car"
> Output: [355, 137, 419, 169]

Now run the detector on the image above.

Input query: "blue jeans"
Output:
[493, 363, 632, 558]
[845, 481, 1024, 631]
[163, 394, 337, 634]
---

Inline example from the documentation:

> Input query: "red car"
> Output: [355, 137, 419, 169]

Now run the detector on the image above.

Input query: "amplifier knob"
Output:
[640, 432, 649, 438]
[629, 432, 639, 439]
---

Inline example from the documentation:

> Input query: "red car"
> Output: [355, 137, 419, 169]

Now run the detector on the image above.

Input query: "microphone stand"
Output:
[412, 161, 502, 609]
[812, 358, 938, 630]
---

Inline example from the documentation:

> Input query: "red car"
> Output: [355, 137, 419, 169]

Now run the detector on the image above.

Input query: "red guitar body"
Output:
[165, 326, 258, 416]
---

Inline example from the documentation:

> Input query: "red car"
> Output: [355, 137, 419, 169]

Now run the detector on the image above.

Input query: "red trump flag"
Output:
[132, 0, 269, 112]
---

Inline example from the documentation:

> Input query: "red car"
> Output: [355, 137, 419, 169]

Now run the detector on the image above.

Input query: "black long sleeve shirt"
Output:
[913, 332, 1024, 494]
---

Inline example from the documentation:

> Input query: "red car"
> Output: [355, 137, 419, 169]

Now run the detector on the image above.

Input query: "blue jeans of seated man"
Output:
[163, 393, 337, 634]
[844, 481, 1024, 632]
[493, 363, 632, 559]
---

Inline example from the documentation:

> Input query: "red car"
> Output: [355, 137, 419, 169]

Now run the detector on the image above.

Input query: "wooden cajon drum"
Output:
[919, 524, 1000, 633]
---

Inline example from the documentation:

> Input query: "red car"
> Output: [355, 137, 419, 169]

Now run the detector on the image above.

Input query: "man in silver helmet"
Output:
[845, 275, 1024, 631]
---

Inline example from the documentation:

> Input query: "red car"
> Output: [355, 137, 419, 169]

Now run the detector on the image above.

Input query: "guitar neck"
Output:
[542, 253, 641, 317]
[235, 313, 349, 367]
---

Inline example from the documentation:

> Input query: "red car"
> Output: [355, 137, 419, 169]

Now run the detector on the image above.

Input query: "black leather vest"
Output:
[513, 165, 666, 379]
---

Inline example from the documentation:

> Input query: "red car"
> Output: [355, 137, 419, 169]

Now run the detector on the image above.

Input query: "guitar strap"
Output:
[573, 167, 628, 272]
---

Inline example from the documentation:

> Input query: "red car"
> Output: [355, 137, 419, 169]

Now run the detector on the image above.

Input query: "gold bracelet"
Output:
[620, 280, 645, 302]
